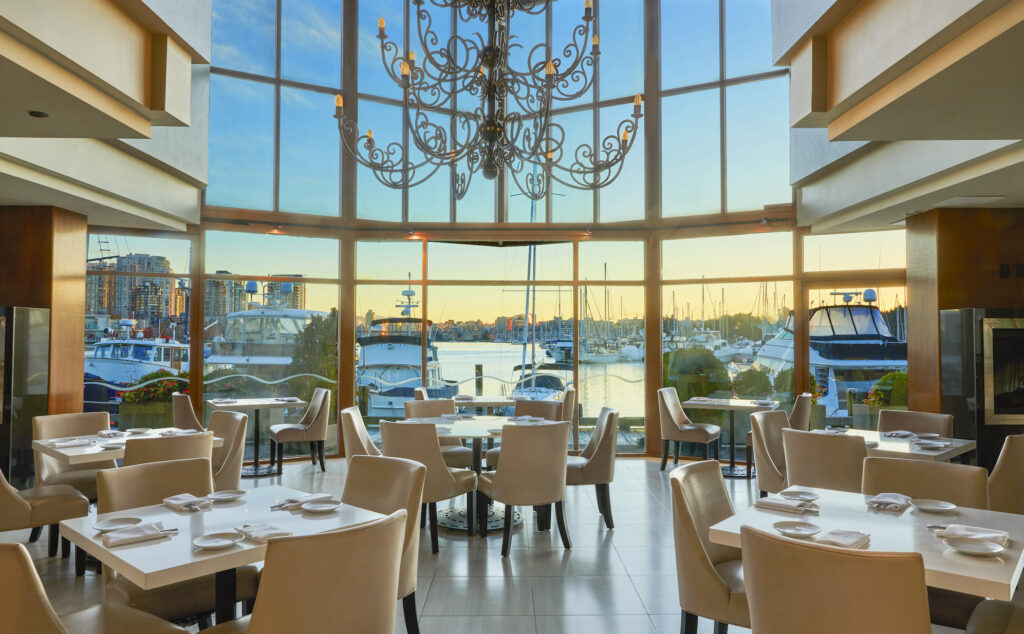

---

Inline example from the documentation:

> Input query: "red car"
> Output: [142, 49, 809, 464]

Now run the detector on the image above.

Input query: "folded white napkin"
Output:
[810, 428, 847, 435]
[163, 493, 212, 512]
[97, 430, 125, 438]
[274, 397, 299, 402]
[755, 498, 819, 515]
[454, 395, 473, 400]
[102, 522, 171, 547]
[867, 492, 911, 514]
[396, 419, 428, 424]
[237, 522, 293, 543]
[865, 440, 879, 448]
[272, 493, 333, 511]
[49, 438, 93, 448]
[915, 440, 953, 449]
[441, 413, 458, 420]
[882, 430, 913, 438]
[817, 529, 870, 549]
[939, 524, 1009, 546]
[159, 428, 199, 436]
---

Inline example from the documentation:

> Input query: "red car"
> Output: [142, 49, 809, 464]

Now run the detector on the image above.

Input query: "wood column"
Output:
[906, 212, 940, 412]
[0, 206, 87, 414]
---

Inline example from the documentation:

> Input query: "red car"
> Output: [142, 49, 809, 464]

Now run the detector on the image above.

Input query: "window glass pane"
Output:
[356, 101, 403, 221]
[550, 110, 594, 223]
[212, 0, 276, 75]
[598, 0, 643, 100]
[662, 0, 719, 88]
[207, 76, 275, 210]
[204, 231, 340, 279]
[359, 0, 404, 98]
[662, 88, 721, 217]
[279, 88, 340, 216]
[598, 103, 644, 222]
[726, 77, 791, 211]
[724, 0, 773, 78]
[428, 243, 573, 281]
[803, 230, 907, 272]
[663, 232, 792, 279]
[408, 116, 452, 223]
[456, 168, 495, 222]
[508, 185, 548, 224]
[551, 0, 594, 109]
[356, 241, 423, 280]
[88, 235, 192, 277]
[579, 241, 643, 281]
[281, 0, 341, 88]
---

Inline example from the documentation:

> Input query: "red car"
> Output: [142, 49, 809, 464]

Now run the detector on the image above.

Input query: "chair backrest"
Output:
[208, 412, 247, 491]
[33, 412, 116, 481]
[657, 387, 691, 437]
[96, 458, 214, 514]
[413, 387, 429, 400]
[0, 468, 32, 532]
[669, 460, 741, 619]
[297, 388, 331, 440]
[122, 432, 214, 467]
[404, 399, 454, 419]
[489, 422, 570, 506]
[877, 410, 953, 437]
[0, 544, 65, 633]
[246, 510, 406, 634]
[340, 455, 425, 599]
[171, 393, 204, 431]
[560, 386, 577, 425]
[750, 410, 789, 495]
[577, 408, 618, 484]
[862, 457, 989, 509]
[741, 526, 931, 634]
[380, 422, 457, 502]
[513, 399, 562, 420]
[788, 393, 812, 431]
[782, 428, 867, 493]
[340, 406, 381, 457]
[989, 434, 1024, 514]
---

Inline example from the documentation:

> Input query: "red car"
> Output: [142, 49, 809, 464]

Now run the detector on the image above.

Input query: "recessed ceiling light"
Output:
[28, 111, 49, 118]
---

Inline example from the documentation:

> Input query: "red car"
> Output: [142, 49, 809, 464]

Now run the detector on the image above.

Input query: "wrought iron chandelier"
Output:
[333, 0, 643, 201]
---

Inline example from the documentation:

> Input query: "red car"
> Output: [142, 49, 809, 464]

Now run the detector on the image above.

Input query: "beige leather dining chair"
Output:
[669, 460, 748, 634]
[741, 525, 931, 634]
[746, 394, 812, 478]
[988, 434, 1024, 514]
[658, 387, 721, 470]
[877, 409, 953, 437]
[341, 455, 426, 634]
[404, 398, 473, 469]
[0, 542, 187, 634]
[122, 432, 214, 467]
[204, 510, 407, 634]
[478, 422, 571, 557]
[208, 411, 247, 491]
[171, 392, 204, 431]
[381, 421, 478, 552]
[862, 457, 989, 509]
[567, 407, 618, 529]
[966, 599, 1024, 633]
[561, 386, 577, 425]
[0, 465, 87, 560]
[749, 410, 788, 497]
[96, 458, 259, 625]
[413, 387, 429, 400]
[340, 406, 381, 457]
[485, 398, 564, 469]
[782, 428, 867, 493]
[269, 387, 330, 473]
[33, 412, 116, 500]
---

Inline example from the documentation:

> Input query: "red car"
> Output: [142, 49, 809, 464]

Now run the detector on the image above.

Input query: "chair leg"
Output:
[197, 614, 212, 630]
[61, 537, 70, 559]
[713, 438, 721, 461]
[478, 492, 488, 538]
[268, 440, 276, 468]
[555, 501, 572, 549]
[242, 598, 256, 616]
[681, 610, 698, 634]
[277, 443, 284, 475]
[596, 484, 614, 529]
[317, 440, 326, 471]
[402, 593, 420, 634]
[74, 546, 86, 577]
[29, 526, 42, 543]
[466, 492, 475, 537]
[759, 490, 768, 498]
[660, 439, 669, 471]
[701, 442, 709, 460]
[745, 441, 752, 478]
[309, 441, 317, 465]
[501, 505, 513, 557]
[48, 524, 59, 557]
[420, 503, 427, 529]
[428, 502, 439, 554]
[714, 622, 728, 634]
[673, 441, 681, 464]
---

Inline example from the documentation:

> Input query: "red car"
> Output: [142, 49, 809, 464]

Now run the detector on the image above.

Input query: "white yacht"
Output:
[86, 333, 190, 385]
[205, 306, 327, 373]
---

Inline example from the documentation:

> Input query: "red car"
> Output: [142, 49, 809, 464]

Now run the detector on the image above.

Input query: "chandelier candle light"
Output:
[334, 0, 643, 201]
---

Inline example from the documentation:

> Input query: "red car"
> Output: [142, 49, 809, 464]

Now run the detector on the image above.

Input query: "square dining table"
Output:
[205, 397, 306, 477]
[452, 395, 516, 414]
[830, 428, 977, 462]
[682, 398, 778, 478]
[60, 485, 384, 623]
[32, 429, 224, 465]
[709, 487, 1024, 600]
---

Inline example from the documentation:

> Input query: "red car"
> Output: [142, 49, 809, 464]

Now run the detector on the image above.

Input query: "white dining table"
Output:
[205, 397, 306, 477]
[836, 428, 977, 462]
[452, 395, 516, 413]
[60, 485, 384, 623]
[32, 430, 224, 465]
[682, 398, 779, 477]
[709, 487, 1024, 600]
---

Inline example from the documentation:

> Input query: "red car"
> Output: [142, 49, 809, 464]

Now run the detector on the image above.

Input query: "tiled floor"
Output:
[3, 457, 968, 633]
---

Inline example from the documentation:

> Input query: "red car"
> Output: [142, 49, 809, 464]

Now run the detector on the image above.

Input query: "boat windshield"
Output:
[224, 315, 311, 342]
[132, 345, 155, 362]
[810, 307, 894, 338]
[369, 320, 425, 337]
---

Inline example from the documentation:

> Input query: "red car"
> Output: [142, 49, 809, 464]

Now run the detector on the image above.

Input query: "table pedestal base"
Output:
[721, 465, 748, 478]
[436, 506, 523, 532]
[241, 464, 278, 478]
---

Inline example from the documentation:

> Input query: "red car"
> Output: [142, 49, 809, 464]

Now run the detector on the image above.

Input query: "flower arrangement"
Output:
[121, 370, 188, 403]
[862, 371, 908, 407]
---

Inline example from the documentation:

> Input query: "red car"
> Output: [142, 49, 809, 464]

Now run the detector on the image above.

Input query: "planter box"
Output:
[808, 404, 827, 430]
[118, 401, 173, 431]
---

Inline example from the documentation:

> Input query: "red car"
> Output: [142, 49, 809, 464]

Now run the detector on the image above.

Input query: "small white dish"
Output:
[915, 440, 951, 449]
[944, 537, 1005, 557]
[94, 517, 142, 533]
[301, 500, 341, 513]
[773, 521, 821, 539]
[914, 432, 941, 439]
[487, 428, 504, 434]
[436, 429, 451, 436]
[911, 499, 957, 513]
[193, 532, 244, 550]
[207, 490, 247, 503]
[780, 490, 820, 502]
[99, 441, 126, 450]
[126, 428, 151, 435]
[865, 440, 880, 448]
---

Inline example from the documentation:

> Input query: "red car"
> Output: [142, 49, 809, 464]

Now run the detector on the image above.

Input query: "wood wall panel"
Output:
[906, 212, 940, 412]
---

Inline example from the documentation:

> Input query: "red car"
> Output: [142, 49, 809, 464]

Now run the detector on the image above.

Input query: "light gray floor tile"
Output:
[532, 576, 647, 616]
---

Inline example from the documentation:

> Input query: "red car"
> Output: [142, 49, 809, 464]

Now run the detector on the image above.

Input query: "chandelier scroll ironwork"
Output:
[334, 0, 643, 201]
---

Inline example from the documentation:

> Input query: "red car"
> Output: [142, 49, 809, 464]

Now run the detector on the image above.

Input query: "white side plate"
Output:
[773, 521, 821, 539]
[126, 428, 151, 435]
[911, 499, 957, 513]
[99, 441, 126, 450]
[944, 538, 1005, 557]
[94, 517, 142, 533]
[780, 490, 820, 502]
[301, 501, 341, 513]
[193, 532, 244, 550]
[207, 490, 247, 503]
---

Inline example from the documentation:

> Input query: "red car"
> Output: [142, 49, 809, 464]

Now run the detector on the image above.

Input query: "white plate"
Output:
[780, 490, 820, 502]
[911, 499, 957, 513]
[207, 490, 247, 503]
[99, 441, 126, 450]
[193, 532, 244, 550]
[865, 441, 880, 448]
[773, 521, 821, 539]
[944, 537, 1005, 557]
[126, 428, 151, 435]
[487, 428, 504, 434]
[915, 440, 952, 449]
[301, 500, 340, 513]
[94, 517, 142, 533]
[914, 432, 941, 439]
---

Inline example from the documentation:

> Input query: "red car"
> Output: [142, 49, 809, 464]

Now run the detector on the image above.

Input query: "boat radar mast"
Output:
[829, 289, 877, 305]
[397, 273, 419, 316]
